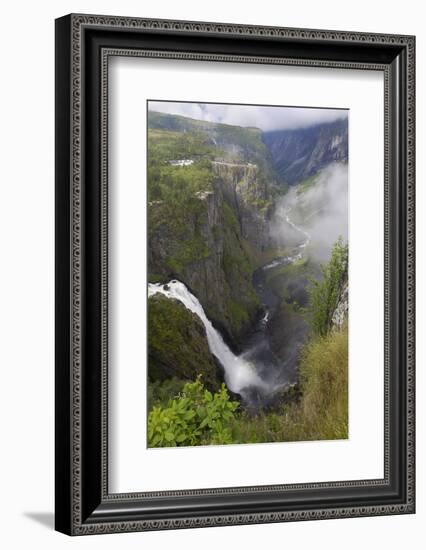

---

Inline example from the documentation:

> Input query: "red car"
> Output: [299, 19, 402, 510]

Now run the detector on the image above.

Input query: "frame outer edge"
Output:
[405, 35, 415, 513]
[60, 13, 416, 535]
[70, 13, 84, 536]
[55, 14, 73, 536]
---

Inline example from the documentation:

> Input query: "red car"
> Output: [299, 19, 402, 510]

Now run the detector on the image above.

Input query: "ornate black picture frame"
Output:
[55, 13, 415, 535]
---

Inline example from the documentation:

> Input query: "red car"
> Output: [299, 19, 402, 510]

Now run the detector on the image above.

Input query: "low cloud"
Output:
[272, 163, 348, 263]
[148, 101, 348, 132]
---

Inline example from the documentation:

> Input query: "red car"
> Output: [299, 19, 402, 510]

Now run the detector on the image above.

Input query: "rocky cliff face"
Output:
[212, 161, 273, 251]
[263, 118, 348, 185]
[148, 165, 273, 346]
[148, 113, 280, 346]
[331, 280, 349, 330]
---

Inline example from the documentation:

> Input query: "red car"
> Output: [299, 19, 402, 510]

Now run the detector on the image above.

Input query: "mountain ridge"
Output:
[263, 118, 348, 185]
[149, 110, 348, 186]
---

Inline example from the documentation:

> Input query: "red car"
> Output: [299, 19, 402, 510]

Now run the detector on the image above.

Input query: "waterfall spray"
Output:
[148, 281, 269, 396]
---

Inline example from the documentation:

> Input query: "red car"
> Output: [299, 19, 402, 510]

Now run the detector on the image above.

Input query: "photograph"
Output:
[147, 100, 349, 448]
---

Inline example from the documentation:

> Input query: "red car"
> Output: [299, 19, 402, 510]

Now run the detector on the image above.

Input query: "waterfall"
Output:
[148, 280, 269, 395]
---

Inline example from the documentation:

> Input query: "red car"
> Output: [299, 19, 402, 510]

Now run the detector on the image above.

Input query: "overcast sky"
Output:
[148, 101, 348, 132]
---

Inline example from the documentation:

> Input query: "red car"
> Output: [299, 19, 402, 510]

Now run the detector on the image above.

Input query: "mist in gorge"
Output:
[271, 163, 348, 263]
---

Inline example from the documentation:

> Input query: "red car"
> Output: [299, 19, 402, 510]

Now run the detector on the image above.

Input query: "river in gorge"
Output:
[148, 210, 311, 410]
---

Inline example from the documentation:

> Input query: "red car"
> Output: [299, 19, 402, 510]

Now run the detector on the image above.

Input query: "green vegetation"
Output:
[148, 377, 186, 410]
[219, 209, 261, 334]
[147, 238, 348, 448]
[146, 111, 348, 448]
[228, 326, 348, 443]
[222, 201, 239, 231]
[166, 236, 210, 273]
[217, 242, 260, 336]
[242, 242, 290, 270]
[266, 257, 310, 301]
[148, 295, 219, 390]
[296, 173, 320, 194]
[147, 120, 268, 340]
[148, 110, 217, 134]
[148, 129, 217, 165]
[148, 326, 348, 447]
[147, 155, 215, 274]
[148, 160, 214, 212]
[296, 326, 348, 439]
[148, 379, 239, 447]
[309, 238, 349, 337]
[227, 300, 250, 334]
[148, 110, 280, 181]
[148, 110, 265, 160]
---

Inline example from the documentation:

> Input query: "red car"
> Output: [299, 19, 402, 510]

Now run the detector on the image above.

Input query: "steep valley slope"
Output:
[263, 118, 348, 185]
[147, 111, 283, 351]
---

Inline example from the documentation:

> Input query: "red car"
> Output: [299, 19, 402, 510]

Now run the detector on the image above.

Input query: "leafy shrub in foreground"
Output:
[148, 377, 186, 410]
[148, 379, 239, 447]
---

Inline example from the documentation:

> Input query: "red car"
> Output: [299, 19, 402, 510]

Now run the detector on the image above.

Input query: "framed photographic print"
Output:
[55, 14, 415, 535]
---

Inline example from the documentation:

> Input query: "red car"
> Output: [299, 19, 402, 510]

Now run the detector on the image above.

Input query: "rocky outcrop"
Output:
[263, 119, 348, 185]
[331, 280, 349, 330]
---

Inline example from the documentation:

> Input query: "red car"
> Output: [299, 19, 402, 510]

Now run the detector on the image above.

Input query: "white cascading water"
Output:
[148, 280, 269, 395]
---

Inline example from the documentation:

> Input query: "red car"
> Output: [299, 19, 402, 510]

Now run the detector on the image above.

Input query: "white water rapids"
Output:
[148, 209, 311, 401]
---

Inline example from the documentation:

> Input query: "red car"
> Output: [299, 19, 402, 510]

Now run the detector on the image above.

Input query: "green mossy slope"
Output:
[148, 294, 220, 391]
